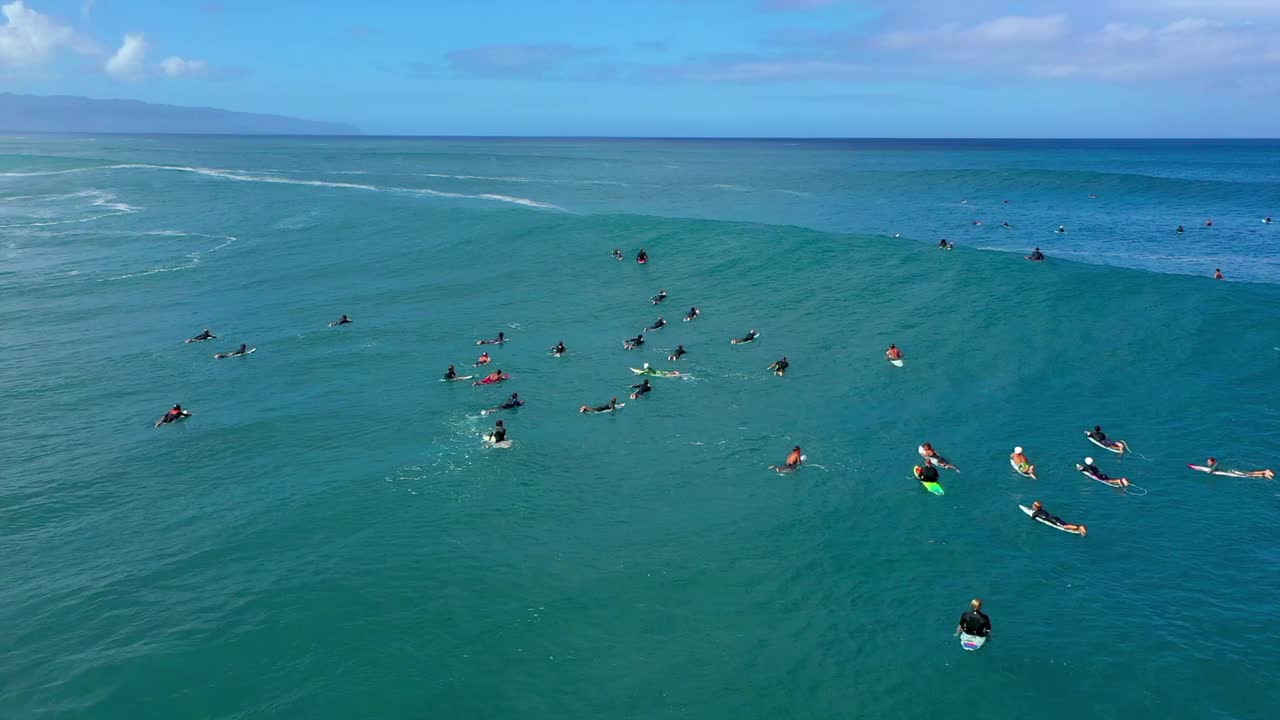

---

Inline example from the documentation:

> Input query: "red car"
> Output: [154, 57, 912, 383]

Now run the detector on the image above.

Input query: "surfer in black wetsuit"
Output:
[669, 345, 687, 361]
[187, 329, 216, 342]
[1177, 225, 1185, 234]
[918, 462, 940, 485]
[732, 329, 758, 344]
[1030, 500, 1087, 535]
[216, 344, 249, 359]
[1079, 457, 1130, 487]
[1002, 222, 1012, 228]
[768, 356, 789, 375]
[497, 393, 523, 410]
[444, 365, 458, 380]
[624, 334, 644, 350]
[651, 290, 668, 305]
[551, 341, 566, 356]
[957, 599, 992, 638]
[645, 317, 665, 332]
[581, 397, 620, 413]
[630, 378, 652, 398]
[488, 419, 507, 443]
[1027, 247, 1045, 261]
[612, 248, 623, 260]
[329, 315, 353, 327]
[478, 331, 505, 345]
[1056, 225, 1067, 233]
[685, 307, 700, 321]
[636, 249, 648, 263]
[155, 403, 191, 427]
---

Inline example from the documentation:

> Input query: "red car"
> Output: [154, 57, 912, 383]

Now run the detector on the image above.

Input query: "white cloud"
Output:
[0, 0, 93, 67]
[104, 32, 147, 80]
[160, 55, 207, 77]
[880, 14, 1070, 49]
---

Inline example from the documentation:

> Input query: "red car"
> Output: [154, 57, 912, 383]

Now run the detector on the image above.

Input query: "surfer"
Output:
[215, 343, 250, 359]
[669, 344, 687, 361]
[482, 369, 505, 383]
[1214, 268, 1224, 280]
[1056, 225, 1067, 233]
[684, 307, 700, 321]
[551, 341, 567, 357]
[477, 331, 505, 346]
[487, 419, 507, 444]
[651, 290, 668, 305]
[1011, 447, 1036, 477]
[1265, 217, 1273, 224]
[636, 249, 648, 264]
[1027, 247, 1046, 261]
[475, 352, 492, 366]
[957, 599, 992, 639]
[938, 239, 948, 249]
[731, 329, 759, 345]
[630, 378, 652, 399]
[580, 397, 620, 413]
[1177, 225, 1185, 234]
[186, 329, 216, 343]
[645, 317, 666, 332]
[1029, 500, 1087, 535]
[770, 446, 804, 472]
[1204, 457, 1274, 479]
[919, 442, 957, 470]
[885, 344, 903, 362]
[972, 220, 983, 226]
[1206, 218, 1213, 227]
[768, 356, 789, 376]
[494, 392, 524, 411]
[1002, 222, 1012, 229]
[444, 365, 458, 380]
[1081, 457, 1130, 488]
[917, 461, 940, 485]
[1087, 426, 1127, 453]
[329, 314, 353, 327]
[624, 334, 645, 350]
[612, 248, 623, 260]
[155, 403, 191, 427]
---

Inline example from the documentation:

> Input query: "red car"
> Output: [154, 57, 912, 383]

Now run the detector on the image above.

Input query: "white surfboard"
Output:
[1085, 431, 1126, 453]
[213, 347, 256, 359]
[1019, 504, 1084, 534]
[960, 633, 986, 651]
[888, 358, 904, 367]
[1010, 457, 1036, 478]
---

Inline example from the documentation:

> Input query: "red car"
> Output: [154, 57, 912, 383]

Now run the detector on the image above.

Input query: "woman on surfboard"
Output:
[919, 442, 957, 470]
[1201, 458, 1274, 479]
[1080, 457, 1130, 488]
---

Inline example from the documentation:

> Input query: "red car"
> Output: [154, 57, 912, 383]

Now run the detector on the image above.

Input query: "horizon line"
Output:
[4, 131, 1280, 142]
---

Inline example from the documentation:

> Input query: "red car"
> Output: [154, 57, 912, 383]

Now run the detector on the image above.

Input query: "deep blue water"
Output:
[2, 136, 1278, 720]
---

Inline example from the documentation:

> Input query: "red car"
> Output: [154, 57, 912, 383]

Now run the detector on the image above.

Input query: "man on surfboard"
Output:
[684, 307, 700, 321]
[155, 404, 191, 427]
[187, 329, 216, 343]
[730, 329, 758, 345]
[1087, 426, 1128, 453]
[477, 331, 505, 346]
[768, 356, 789, 376]
[885, 344, 903, 362]
[1027, 247, 1046, 261]
[957, 599, 992, 640]
[770, 446, 804, 473]
[1081, 457, 1130, 487]
[630, 378, 652, 399]
[624, 334, 645, 350]
[919, 442, 957, 470]
[669, 345, 687, 361]
[486, 419, 508, 444]
[551, 341, 566, 357]
[1011, 447, 1036, 478]
[329, 314, 353, 327]
[580, 397, 620, 413]
[475, 352, 492, 366]
[1030, 501, 1087, 535]
[645, 317, 666, 332]
[444, 365, 459, 380]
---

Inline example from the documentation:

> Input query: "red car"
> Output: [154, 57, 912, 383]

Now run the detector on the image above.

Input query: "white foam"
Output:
[0, 190, 140, 228]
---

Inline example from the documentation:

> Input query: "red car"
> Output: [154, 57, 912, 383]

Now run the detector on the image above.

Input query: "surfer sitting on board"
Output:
[957, 599, 992, 638]
[645, 317, 666, 332]
[612, 248, 623, 260]
[551, 341, 567, 357]
[580, 397, 620, 413]
[477, 331, 505, 346]
[624, 334, 645, 350]
[630, 378, 652, 399]
[768, 356, 789, 376]
[917, 461, 940, 485]
[475, 352, 492, 366]
[1027, 247, 1046, 261]
[1205, 458, 1274, 479]
[669, 345, 687, 361]
[1030, 501, 1087, 535]
[885, 344, 903, 362]
[1087, 426, 1128, 453]
[444, 365, 458, 380]
[329, 314, 353, 327]
[1177, 225, 1185, 234]
[155, 404, 191, 427]
[187, 329, 216, 343]
[636, 249, 648, 263]
[1011, 447, 1036, 477]
[487, 420, 507, 444]
[731, 329, 759, 345]
[1081, 457, 1130, 487]
[685, 307, 700, 321]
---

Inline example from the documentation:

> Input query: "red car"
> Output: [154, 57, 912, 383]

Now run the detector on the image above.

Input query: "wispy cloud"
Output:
[160, 55, 207, 78]
[879, 14, 1071, 49]
[446, 43, 599, 78]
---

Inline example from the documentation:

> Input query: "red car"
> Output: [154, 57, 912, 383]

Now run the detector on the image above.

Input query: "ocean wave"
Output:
[0, 190, 140, 228]
[419, 172, 626, 187]
[107, 233, 238, 281]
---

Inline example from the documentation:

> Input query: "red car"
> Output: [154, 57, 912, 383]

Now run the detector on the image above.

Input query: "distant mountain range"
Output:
[0, 93, 358, 135]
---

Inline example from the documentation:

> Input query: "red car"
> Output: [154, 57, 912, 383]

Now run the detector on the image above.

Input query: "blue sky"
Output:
[2, 0, 1280, 136]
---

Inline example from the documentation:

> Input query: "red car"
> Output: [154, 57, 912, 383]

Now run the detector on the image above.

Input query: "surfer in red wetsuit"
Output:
[885, 344, 903, 361]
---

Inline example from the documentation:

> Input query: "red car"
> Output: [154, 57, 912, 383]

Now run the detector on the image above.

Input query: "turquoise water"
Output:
[3, 136, 1279, 719]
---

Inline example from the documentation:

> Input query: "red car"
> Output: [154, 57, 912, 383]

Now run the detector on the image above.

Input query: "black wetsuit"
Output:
[652, 293, 667, 304]
[591, 400, 617, 413]
[1081, 463, 1104, 477]
[671, 346, 686, 360]
[444, 368, 457, 380]
[737, 332, 757, 343]
[1029, 251, 1045, 261]
[627, 336, 644, 348]
[686, 309, 698, 320]
[649, 320, 665, 330]
[632, 381, 651, 396]
[193, 332, 214, 341]
[491, 426, 507, 442]
[553, 344, 566, 355]
[958, 609, 992, 637]
[919, 464, 940, 483]
[1031, 507, 1065, 526]
[772, 359, 789, 373]
[1088, 430, 1109, 445]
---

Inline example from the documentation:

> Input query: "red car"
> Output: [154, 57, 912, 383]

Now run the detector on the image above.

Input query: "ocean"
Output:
[2, 136, 1278, 720]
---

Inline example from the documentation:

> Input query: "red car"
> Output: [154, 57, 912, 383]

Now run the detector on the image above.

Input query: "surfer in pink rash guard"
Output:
[1205, 458, 1274, 479]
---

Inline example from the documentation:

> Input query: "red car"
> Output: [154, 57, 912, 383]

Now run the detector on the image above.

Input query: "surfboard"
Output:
[185, 336, 214, 343]
[888, 358, 904, 367]
[913, 466, 945, 494]
[730, 333, 759, 345]
[960, 633, 986, 651]
[1010, 458, 1036, 479]
[581, 403, 625, 413]
[1019, 504, 1084, 534]
[771, 455, 807, 473]
[1085, 431, 1126, 453]
[1188, 464, 1253, 478]
[683, 314, 699, 322]
[1077, 464, 1123, 487]
[441, 375, 474, 382]
[630, 367, 680, 377]
[484, 439, 513, 449]
[213, 348, 256, 359]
